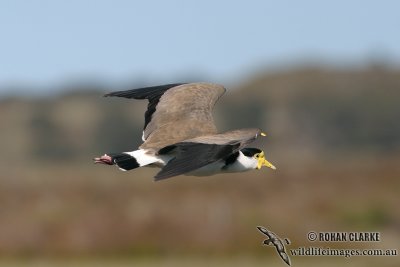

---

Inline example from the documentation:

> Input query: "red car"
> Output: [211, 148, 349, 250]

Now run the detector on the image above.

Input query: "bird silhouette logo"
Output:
[257, 226, 291, 266]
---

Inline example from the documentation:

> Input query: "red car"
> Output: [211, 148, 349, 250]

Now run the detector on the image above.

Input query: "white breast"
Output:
[222, 151, 258, 173]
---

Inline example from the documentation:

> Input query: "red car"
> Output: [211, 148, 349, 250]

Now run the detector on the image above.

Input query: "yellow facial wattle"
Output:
[256, 151, 276, 170]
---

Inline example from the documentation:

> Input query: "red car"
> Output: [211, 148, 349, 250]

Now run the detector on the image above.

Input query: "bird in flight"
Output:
[94, 83, 276, 180]
[257, 226, 291, 266]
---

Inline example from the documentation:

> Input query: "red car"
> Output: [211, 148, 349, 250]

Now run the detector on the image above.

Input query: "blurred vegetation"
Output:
[0, 65, 399, 266]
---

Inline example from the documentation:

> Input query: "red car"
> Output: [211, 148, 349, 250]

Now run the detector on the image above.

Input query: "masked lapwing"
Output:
[94, 83, 276, 180]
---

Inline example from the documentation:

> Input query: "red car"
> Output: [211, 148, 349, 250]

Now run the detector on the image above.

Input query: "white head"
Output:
[240, 148, 276, 170]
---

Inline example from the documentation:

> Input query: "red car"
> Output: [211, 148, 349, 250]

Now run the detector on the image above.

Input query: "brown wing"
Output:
[140, 83, 226, 149]
[105, 82, 226, 150]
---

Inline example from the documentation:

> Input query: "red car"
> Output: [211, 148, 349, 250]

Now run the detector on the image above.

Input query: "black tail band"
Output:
[108, 153, 139, 171]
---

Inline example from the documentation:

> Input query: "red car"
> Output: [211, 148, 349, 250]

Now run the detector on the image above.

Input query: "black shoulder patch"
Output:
[104, 83, 186, 130]
[241, 147, 262, 157]
[224, 151, 240, 166]
[154, 142, 240, 181]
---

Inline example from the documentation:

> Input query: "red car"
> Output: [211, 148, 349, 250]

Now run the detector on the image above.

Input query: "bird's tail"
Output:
[95, 149, 159, 171]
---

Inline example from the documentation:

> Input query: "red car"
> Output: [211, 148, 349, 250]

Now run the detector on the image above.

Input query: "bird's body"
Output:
[119, 149, 259, 176]
[94, 82, 275, 180]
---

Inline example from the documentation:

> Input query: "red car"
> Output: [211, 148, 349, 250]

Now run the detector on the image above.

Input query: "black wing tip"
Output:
[153, 172, 175, 181]
[103, 83, 187, 99]
[103, 90, 131, 98]
[153, 175, 167, 181]
[103, 91, 119, 97]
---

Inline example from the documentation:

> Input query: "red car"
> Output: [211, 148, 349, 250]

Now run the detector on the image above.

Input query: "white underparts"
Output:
[125, 149, 161, 167]
[227, 151, 258, 172]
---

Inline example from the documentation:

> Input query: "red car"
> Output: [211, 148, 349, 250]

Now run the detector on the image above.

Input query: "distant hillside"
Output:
[226, 66, 400, 159]
[1, 65, 400, 167]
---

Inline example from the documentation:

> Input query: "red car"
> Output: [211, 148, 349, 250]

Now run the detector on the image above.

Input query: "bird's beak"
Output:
[257, 151, 276, 170]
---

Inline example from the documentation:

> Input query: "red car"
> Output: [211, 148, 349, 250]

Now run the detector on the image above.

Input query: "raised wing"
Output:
[105, 83, 226, 150]
[104, 83, 184, 132]
[154, 128, 262, 180]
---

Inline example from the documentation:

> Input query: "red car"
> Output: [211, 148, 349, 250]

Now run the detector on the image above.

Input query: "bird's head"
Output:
[241, 148, 276, 170]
